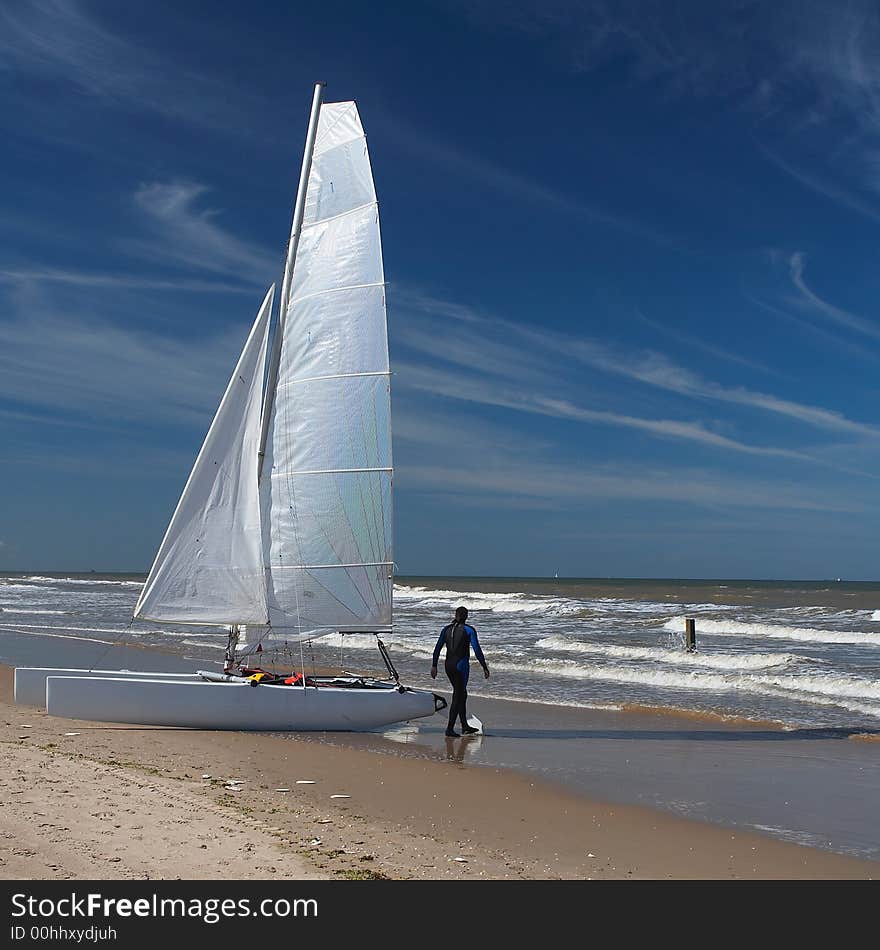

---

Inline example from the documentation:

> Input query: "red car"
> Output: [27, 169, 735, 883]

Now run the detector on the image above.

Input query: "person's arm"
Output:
[430, 629, 445, 678]
[468, 625, 490, 678]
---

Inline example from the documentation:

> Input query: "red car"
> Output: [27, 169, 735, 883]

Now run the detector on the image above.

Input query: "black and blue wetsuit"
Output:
[433, 621, 487, 733]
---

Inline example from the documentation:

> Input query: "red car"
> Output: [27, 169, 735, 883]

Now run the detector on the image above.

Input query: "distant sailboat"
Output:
[15, 83, 445, 731]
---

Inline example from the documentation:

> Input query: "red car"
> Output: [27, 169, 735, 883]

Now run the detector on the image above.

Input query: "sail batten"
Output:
[275, 368, 389, 393]
[299, 199, 377, 231]
[271, 561, 393, 570]
[271, 467, 392, 477]
[287, 281, 386, 309]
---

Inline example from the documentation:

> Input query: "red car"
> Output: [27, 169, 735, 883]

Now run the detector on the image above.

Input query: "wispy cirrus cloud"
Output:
[745, 292, 880, 366]
[784, 2, 880, 137]
[758, 144, 880, 224]
[0, 443, 198, 479]
[0, 405, 121, 431]
[559, 337, 880, 439]
[0, 0, 258, 129]
[395, 358, 810, 460]
[129, 181, 274, 282]
[394, 285, 880, 446]
[444, 0, 758, 94]
[0, 267, 257, 295]
[449, 1, 880, 121]
[448, 2, 880, 212]
[393, 403, 556, 457]
[382, 121, 681, 249]
[400, 459, 859, 512]
[0, 177, 274, 434]
[0, 177, 275, 296]
[635, 309, 776, 375]
[0, 304, 262, 428]
[787, 252, 880, 343]
[392, 405, 854, 512]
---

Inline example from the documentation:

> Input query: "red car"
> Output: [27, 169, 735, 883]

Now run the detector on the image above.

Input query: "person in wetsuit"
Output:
[430, 605, 490, 737]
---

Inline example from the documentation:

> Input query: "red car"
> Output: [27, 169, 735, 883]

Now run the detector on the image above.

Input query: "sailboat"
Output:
[14, 83, 446, 731]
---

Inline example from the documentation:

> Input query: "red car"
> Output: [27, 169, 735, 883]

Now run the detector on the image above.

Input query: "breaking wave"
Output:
[662, 617, 880, 647]
[536, 636, 798, 670]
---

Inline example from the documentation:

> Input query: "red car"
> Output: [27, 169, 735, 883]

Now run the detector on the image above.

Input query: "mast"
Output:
[258, 81, 326, 480]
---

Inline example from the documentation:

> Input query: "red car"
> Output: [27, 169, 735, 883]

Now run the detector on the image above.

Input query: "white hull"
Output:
[44, 674, 441, 731]
[14, 667, 201, 707]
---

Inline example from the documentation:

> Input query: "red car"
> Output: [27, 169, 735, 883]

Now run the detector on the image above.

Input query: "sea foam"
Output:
[662, 616, 880, 647]
[535, 636, 797, 670]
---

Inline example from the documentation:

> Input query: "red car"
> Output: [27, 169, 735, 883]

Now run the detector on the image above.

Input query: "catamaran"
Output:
[15, 83, 446, 731]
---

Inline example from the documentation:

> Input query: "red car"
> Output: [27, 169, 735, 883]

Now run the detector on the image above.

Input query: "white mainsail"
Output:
[134, 286, 274, 625]
[260, 99, 392, 637]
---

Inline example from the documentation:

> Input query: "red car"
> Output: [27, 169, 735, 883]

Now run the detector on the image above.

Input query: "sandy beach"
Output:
[1, 665, 876, 881]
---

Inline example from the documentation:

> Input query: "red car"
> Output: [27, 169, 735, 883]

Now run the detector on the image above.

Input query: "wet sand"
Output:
[0, 665, 876, 880]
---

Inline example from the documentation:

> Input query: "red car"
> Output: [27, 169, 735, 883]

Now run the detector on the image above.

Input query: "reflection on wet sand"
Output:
[445, 734, 484, 762]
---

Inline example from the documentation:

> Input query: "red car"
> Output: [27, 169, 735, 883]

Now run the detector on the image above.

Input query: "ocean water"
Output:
[2, 572, 879, 733]
[3, 571, 880, 861]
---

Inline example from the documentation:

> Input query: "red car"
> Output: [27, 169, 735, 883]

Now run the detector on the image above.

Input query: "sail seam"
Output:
[312, 132, 367, 162]
[135, 616, 263, 627]
[313, 102, 358, 155]
[302, 199, 376, 230]
[287, 280, 386, 310]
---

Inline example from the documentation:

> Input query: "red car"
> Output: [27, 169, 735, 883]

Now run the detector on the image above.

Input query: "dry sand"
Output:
[1, 665, 875, 880]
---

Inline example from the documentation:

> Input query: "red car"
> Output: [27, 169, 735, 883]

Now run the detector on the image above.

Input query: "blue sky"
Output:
[1, 0, 879, 579]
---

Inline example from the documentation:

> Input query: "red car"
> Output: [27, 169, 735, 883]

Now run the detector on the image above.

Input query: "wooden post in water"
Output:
[685, 618, 696, 653]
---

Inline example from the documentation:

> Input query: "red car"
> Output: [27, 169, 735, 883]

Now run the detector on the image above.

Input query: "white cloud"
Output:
[449, 1, 880, 210]
[0, 443, 196, 479]
[0, 304, 263, 428]
[130, 181, 274, 281]
[635, 308, 776, 375]
[758, 145, 880, 225]
[562, 337, 880, 439]
[383, 122, 680, 248]
[392, 402, 856, 512]
[745, 292, 879, 365]
[396, 358, 810, 459]
[399, 459, 858, 513]
[0, 0, 257, 129]
[393, 285, 879, 446]
[451, 1, 880, 122]
[787, 252, 880, 343]
[0, 267, 257, 295]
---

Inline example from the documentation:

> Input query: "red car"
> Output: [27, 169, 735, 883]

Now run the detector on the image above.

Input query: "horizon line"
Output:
[1, 569, 875, 585]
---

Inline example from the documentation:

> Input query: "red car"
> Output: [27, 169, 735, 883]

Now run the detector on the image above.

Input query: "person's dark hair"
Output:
[454, 605, 468, 622]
